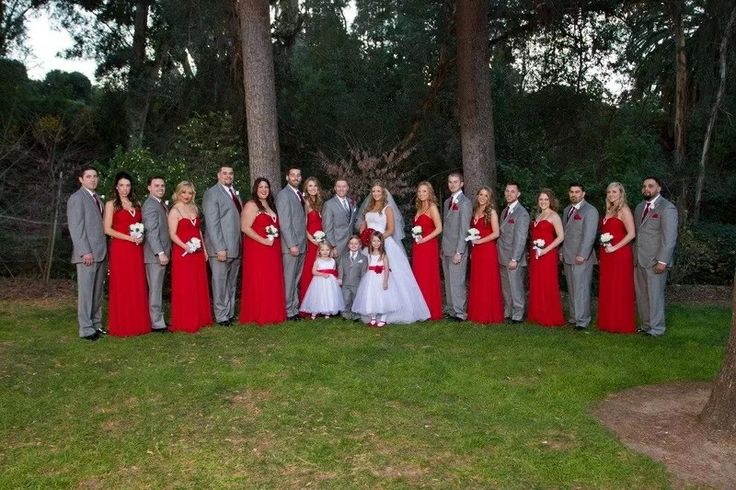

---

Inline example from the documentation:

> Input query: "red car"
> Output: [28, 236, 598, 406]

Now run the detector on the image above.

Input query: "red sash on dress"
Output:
[368, 265, 385, 274]
[317, 268, 338, 277]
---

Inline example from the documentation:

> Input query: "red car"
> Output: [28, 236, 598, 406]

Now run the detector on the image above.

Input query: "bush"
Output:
[670, 222, 736, 285]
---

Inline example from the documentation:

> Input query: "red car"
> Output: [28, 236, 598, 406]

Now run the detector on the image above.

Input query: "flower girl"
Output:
[300, 242, 345, 319]
[351, 231, 400, 327]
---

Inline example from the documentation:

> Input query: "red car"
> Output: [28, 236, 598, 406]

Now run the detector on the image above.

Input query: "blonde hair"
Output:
[473, 186, 496, 225]
[172, 181, 196, 203]
[366, 181, 388, 215]
[317, 241, 332, 256]
[414, 181, 439, 213]
[302, 177, 324, 213]
[606, 182, 628, 215]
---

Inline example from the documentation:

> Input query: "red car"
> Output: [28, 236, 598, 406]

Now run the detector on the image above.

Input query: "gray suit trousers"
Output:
[76, 261, 106, 337]
[635, 265, 668, 336]
[209, 257, 241, 322]
[283, 252, 305, 317]
[342, 285, 359, 320]
[145, 262, 167, 330]
[563, 262, 593, 327]
[442, 255, 468, 319]
[500, 264, 526, 321]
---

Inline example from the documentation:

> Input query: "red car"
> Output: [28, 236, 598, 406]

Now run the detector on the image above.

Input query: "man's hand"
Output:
[158, 253, 169, 266]
[508, 259, 518, 271]
[289, 246, 299, 257]
[82, 253, 94, 266]
[654, 262, 667, 274]
[217, 250, 227, 262]
[452, 252, 462, 265]
[574, 256, 585, 265]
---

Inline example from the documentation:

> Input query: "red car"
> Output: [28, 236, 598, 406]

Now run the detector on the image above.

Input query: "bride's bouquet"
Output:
[129, 222, 144, 244]
[411, 225, 423, 243]
[360, 228, 375, 247]
[533, 239, 546, 259]
[313, 230, 326, 243]
[182, 237, 201, 256]
[600, 232, 613, 248]
[465, 227, 480, 242]
[266, 225, 279, 241]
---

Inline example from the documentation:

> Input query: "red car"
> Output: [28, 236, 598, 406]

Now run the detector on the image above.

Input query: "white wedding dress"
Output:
[362, 208, 430, 324]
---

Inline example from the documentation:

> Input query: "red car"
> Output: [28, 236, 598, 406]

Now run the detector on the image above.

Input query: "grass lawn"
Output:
[0, 300, 730, 488]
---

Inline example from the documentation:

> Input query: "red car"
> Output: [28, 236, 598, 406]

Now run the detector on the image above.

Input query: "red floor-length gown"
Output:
[411, 213, 443, 320]
[170, 217, 212, 333]
[299, 209, 323, 301]
[107, 208, 151, 336]
[467, 216, 504, 324]
[597, 216, 636, 333]
[240, 212, 287, 326]
[527, 219, 566, 327]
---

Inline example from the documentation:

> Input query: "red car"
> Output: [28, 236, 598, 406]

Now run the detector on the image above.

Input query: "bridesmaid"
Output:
[597, 182, 637, 334]
[168, 181, 212, 333]
[467, 186, 504, 324]
[299, 177, 324, 302]
[239, 178, 287, 326]
[411, 181, 443, 320]
[103, 171, 151, 336]
[527, 188, 566, 327]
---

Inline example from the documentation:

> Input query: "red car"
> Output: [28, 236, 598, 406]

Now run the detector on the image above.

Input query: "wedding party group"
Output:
[66, 163, 678, 341]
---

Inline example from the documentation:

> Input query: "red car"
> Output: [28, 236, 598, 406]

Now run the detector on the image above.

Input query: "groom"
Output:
[323, 178, 356, 257]
[441, 171, 472, 321]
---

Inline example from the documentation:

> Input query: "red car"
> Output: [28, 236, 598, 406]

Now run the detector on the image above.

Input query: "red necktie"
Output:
[297, 190, 304, 207]
[93, 193, 102, 215]
[567, 206, 575, 221]
[502, 207, 509, 221]
[641, 202, 651, 223]
[229, 188, 242, 214]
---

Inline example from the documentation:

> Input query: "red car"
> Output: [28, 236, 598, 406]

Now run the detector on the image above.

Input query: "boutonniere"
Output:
[651, 213, 659, 219]
[356, 259, 363, 264]
[574, 214, 583, 221]
[451, 203, 459, 211]
[508, 218, 516, 224]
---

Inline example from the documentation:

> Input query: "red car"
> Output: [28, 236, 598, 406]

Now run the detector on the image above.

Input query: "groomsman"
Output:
[142, 176, 171, 333]
[561, 183, 599, 330]
[498, 182, 530, 323]
[634, 176, 678, 336]
[276, 167, 306, 320]
[67, 165, 107, 341]
[323, 179, 357, 257]
[203, 166, 242, 326]
[441, 171, 472, 321]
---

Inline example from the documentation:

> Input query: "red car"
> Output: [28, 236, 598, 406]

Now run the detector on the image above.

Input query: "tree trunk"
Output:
[669, 0, 689, 221]
[693, 5, 736, 222]
[456, 0, 497, 198]
[126, 0, 151, 148]
[240, 0, 281, 190]
[699, 267, 736, 434]
[43, 170, 63, 284]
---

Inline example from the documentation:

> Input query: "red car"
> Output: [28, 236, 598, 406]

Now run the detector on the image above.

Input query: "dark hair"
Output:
[112, 171, 141, 210]
[369, 230, 386, 260]
[250, 177, 276, 213]
[78, 165, 98, 179]
[286, 166, 301, 175]
[448, 170, 464, 182]
[147, 175, 165, 186]
[569, 182, 585, 192]
[642, 175, 663, 187]
[505, 181, 521, 192]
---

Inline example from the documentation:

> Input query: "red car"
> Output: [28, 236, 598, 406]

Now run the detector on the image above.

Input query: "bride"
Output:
[357, 182, 430, 324]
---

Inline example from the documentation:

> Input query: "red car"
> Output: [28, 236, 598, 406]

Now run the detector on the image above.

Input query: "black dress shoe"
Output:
[152, 327, 171, 334]
[82, 332, 100, 341]
[95, 327, 108, 335]
[574, 325, 588, 331]
[636, 327, 648, 335]
[289, 315, 303, 321]
[510, 319, 523, 324]
[218, 320, 232, 327]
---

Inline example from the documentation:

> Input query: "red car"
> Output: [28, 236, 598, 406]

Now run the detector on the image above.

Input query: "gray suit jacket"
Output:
[561, 200, 599, 264]
[441, 193, 473, 257]
[338, 250, 368, 287]
[276, 185, 307, 254]
[67, 187, 107, 263]
[633, 196, 678, 267]
[203, 184, 242, 258]
[142, 196, 171, 264]
[497, 202, 530, 266]
[322, 196, 357, 256]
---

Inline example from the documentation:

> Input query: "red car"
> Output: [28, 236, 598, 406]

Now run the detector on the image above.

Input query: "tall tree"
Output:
[0, 0, 49, 57]
[239, 0, 281, 188]
[456, 0, 497, 196]
[668, 0, 689, 220]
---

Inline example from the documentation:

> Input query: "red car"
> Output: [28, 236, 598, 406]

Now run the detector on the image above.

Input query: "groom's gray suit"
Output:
[441, 192, 472, 319]
[142, 196, 171, 330]
[67, 187, 107, 337]
[203, 184, 242, 323]
[322, 195, 357, 257]
[497, 201, 530, 321]
[561, 200, 599, 328]
[633, 195, 678, 336]
[276, 184, 307, 317]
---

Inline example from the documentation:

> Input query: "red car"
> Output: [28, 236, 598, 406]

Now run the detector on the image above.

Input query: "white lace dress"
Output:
[359, 209, 431, 323]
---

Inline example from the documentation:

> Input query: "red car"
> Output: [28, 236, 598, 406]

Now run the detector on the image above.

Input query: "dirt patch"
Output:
[226, 390, 272, 417]
[667, 284, 731, 306]
[0, 277, 75, 305]
[591, 382, 736, 489]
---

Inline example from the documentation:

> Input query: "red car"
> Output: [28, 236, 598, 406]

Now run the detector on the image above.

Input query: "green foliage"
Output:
[670, 222, 736, 285]
[0, 300, 729, 486]
[101, 147, 187, 201]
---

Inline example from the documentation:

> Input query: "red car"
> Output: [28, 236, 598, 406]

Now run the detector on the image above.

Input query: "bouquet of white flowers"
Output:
[129, 222, 145, 242]
[465, 227, 480, 242]
[266, 225, 279, 241]
[411, 225, 423, 243]
[313, 230, 326, 243]
[533, 239, 546, 259]
[600, 232, 613, 248]
[182, 237, 201, 256]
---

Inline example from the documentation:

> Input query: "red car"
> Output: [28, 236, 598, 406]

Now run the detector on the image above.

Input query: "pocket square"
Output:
[507, 219, 515, 224]
[574, 214, 583, 220]
[651, 213, 659, 219]
[451, 204, 459, 211]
